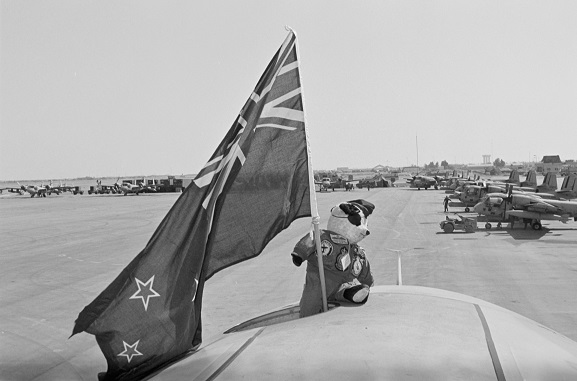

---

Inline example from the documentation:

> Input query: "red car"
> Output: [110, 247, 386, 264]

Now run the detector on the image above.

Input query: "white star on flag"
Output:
[129, 276, 160, 311]
[117, 340, 143, 363]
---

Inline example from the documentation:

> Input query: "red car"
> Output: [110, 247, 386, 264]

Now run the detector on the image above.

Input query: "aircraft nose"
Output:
[473, 202, 484, 214]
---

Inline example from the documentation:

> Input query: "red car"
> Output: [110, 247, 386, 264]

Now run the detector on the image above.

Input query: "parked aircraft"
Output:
[407, 175, 438, 190]
[481, 169, 536, 191]
[449, 171, 561, 212]
[119, 179, 157, 195]
[456, 182, 559, 212]
[445, 174, 481, 192]
[318, 177, 333, 192]
[119, 181, 144, 195]
[316, 177, 354, 191]
[536, 173, 577, 200]
[0, 187, 25, 195]
[16, 182, 61, 197]
[474, 185, 577, 230]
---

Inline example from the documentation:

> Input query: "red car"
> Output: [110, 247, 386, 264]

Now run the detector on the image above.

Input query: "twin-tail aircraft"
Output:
[474, 184, 577, 230]
[407, 175, 438, 190]
[444, 173, 481, 192]
[450, 171, 560, 212]
[536, 173, 577, 200]
[481, 169, 534, 190]
[555, 174, 577, 199]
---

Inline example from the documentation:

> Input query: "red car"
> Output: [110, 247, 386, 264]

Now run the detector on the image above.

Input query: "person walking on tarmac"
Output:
[443, 196, 450, 212]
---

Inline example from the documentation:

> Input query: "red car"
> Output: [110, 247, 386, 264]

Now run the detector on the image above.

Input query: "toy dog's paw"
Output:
[343, 284, 370, 304]
[292, 254, 303, 267]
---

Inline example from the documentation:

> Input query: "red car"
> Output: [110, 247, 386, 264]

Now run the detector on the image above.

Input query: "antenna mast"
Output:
[416, 134, 419, 174]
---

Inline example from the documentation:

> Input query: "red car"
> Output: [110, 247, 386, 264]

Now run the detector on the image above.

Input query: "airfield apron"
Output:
[292, 229, 373, 317]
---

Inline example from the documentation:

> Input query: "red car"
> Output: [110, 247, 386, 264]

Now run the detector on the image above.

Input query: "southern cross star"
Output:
[129, 275, 160, 311]
[118, 340, 143, 363]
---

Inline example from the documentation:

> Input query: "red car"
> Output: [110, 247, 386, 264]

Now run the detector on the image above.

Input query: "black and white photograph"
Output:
[2, 1, 577, 380]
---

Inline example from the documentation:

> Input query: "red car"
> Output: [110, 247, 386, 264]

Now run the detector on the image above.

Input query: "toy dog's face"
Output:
[327, 199, 375, 244]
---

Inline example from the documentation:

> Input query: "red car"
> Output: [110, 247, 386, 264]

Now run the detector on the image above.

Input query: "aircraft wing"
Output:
[153, 286, 577, 380]
[556, 190, 577, 200]
[523, 200, 560, 214]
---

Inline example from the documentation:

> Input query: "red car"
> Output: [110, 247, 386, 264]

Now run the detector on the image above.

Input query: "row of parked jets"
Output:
[0, 179, 157, 197]
[443, 170, 577, 230]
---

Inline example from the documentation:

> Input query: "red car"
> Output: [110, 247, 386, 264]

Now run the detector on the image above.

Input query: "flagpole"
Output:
[288, 26, 328, 313]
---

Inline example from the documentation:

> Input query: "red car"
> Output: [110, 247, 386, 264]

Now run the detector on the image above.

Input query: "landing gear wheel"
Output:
[497, 222, 502, 229]
[485, 223, 492, 230]
[465, 207, 470, 212]
[532, 221, 542, 230]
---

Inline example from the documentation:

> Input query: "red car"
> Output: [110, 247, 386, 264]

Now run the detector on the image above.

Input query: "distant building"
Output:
[537, 155, 563, 174]
[561, 160, 577, 176]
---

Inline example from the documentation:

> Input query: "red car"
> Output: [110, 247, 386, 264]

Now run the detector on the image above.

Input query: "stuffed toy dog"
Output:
[291, 199, 375, 317]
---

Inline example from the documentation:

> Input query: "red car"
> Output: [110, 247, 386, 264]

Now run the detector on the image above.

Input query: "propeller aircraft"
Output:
[407, 175, 438, 190]
[535, 173, 577, 200]
[474, 184, 577, 230]
[316, 176, 354, 191]
[450, 173, 560, 212]
[16, 182, 61, 197]
[119, 178, 157, 195]
[0, 186, 25, 195]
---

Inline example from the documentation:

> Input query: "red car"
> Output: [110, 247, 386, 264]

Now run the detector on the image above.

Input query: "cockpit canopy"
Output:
[485, 197, 503, 206]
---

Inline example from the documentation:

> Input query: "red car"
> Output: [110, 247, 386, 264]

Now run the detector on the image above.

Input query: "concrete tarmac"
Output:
[2, 188, 577, 380]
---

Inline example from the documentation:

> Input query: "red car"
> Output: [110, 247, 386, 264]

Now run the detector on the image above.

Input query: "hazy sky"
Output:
[2, 1, 576, 180]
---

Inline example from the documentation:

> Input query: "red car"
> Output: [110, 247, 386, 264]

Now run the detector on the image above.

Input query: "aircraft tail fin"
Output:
[508, 169, 519, 183]
[543, 172, 557, 190]
[560, 174, 577, 192]
[522, 170, 537, 187]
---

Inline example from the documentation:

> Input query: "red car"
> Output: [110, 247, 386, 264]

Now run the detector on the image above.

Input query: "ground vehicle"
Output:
[440, 214, 476, 233]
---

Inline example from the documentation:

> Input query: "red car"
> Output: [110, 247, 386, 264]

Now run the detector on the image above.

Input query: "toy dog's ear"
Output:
[339, 202, 360, 216]
[347, 199, 375, 217]
[339, 202, 363, 226]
